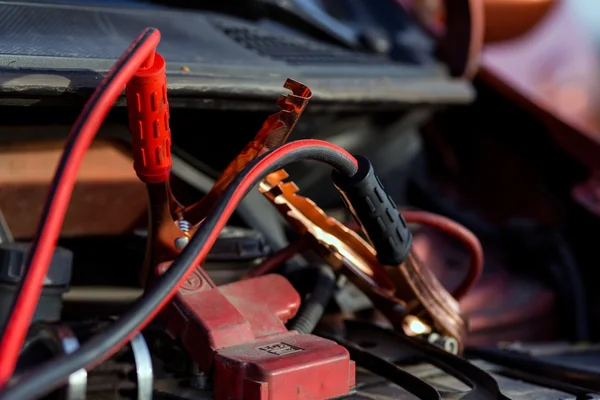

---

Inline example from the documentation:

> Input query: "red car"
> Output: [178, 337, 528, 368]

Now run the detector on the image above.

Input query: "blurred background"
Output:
[3, 0, 600, 397]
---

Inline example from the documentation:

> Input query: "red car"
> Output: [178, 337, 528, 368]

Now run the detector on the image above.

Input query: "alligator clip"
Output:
[125, 72, 311, 284]
[180, 79, 312, 225]
[260, 170, 467, 353]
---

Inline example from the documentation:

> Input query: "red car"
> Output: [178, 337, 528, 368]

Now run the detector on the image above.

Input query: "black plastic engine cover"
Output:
[0, 1, 472, 109]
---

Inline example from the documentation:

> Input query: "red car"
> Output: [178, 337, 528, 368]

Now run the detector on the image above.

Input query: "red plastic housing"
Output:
[214, 334, 355, 400]
[125, 52, 171, 184]
[157, 263, 355, 400]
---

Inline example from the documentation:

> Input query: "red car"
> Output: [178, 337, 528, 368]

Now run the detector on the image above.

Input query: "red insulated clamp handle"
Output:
[126, 52, 172, 184]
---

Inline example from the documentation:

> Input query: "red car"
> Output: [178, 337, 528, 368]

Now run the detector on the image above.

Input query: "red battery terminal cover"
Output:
[157, 263, 356, 400]
[125, 51, 172, 184]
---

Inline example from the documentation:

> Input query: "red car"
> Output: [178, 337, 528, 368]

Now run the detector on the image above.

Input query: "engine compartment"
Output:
[1, 1, 600, 399]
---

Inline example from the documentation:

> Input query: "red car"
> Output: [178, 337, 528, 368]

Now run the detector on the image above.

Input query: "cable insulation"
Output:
[1, 140, 357, 400]
[0, 28, 161, 387]
[288, 265, 336, 334]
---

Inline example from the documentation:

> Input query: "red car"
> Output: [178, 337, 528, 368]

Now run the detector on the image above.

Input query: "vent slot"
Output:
[212, 18, 387, 66]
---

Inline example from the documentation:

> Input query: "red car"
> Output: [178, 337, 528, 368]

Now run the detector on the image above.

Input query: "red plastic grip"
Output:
[125, 52, 172, 184]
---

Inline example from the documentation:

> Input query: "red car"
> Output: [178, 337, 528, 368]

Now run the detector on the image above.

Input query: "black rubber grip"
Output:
[332, 155, 412, 265]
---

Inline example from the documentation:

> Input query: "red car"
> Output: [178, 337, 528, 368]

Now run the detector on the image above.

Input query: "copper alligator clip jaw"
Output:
[259, 170, 467, 353]
[126, 68, 466, 351]
[179, 78, 312, 225]
[130, 79, 312, 284]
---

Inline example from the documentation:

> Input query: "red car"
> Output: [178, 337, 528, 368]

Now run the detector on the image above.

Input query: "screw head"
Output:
[174, 236, 189, 250]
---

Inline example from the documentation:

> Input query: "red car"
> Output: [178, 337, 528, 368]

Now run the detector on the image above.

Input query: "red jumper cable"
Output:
[1, 140, 360, 400]
[0, 28, 161, 387]
[123, 48, 356, 399]
[0, 27, 360, 399]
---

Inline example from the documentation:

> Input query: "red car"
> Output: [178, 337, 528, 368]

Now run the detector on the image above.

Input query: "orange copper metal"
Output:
[141, 182, 183, 284]
[140, 77, 467, 351]
[259, 170, 467, 352]
[141, 79, 312, 283]
[180, 79, 312, 225]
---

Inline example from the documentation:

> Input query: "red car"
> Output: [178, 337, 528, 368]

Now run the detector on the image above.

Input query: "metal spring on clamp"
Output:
[174, 219, 191, 250]
[177, 220, 191, 232]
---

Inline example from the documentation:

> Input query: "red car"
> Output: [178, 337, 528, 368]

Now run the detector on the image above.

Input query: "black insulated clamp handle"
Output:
[332, 155, 412, 266]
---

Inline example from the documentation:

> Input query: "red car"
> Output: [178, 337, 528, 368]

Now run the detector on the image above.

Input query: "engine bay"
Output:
[1, 1, 600, 399]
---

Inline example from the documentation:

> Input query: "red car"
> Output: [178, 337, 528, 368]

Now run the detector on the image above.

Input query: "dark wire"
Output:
[167, 143, 291, 251]
[1, 144, 357, 400]
[288, 265, 336, 334]
[0, 27, 161, 386]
